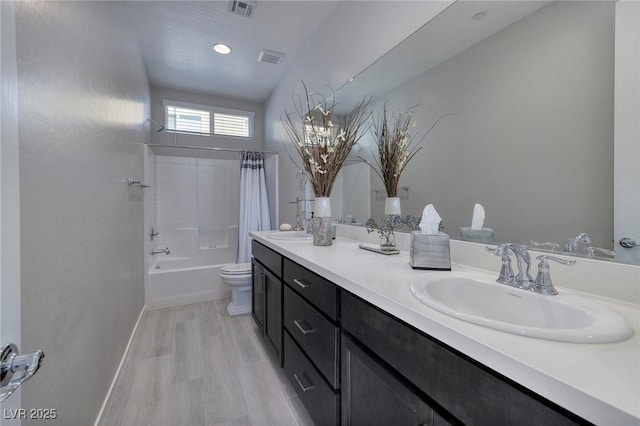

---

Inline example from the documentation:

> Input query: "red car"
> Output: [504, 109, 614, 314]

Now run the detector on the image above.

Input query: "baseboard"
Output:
[147, 287, 230, 310]
[93, 304, 146, 426]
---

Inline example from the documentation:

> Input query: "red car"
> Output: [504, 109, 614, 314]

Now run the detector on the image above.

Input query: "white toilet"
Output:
[220, 263, 253, 316]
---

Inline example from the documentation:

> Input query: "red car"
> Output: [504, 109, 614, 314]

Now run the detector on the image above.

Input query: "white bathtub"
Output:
[147, 249, 236, 309]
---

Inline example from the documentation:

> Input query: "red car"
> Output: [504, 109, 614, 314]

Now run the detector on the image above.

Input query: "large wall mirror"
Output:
[329, 0, 639, 265]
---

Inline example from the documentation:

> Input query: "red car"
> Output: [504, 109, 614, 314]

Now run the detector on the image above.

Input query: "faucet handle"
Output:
[537, 254, 576, 266]
[584, 247, 615, 257]
[534, 255, 576, 295]
[486, 245, 515, 285]
[529, 240, 560, 250]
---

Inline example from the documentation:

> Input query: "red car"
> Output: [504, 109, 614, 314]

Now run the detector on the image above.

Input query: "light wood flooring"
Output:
[99, 300, 314, 426]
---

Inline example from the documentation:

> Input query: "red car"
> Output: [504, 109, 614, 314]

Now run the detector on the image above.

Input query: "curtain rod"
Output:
[145, 143, 278, 155]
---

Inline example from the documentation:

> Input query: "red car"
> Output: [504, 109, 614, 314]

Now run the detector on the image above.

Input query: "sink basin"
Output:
[266, 231, 312, 241]
[410, 274, 633, 343]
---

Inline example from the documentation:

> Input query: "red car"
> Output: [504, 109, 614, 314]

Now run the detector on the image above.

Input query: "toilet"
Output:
[220, 263, 253, 316]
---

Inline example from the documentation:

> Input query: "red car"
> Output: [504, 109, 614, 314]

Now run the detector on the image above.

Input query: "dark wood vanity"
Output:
[251, 240, 589, 426]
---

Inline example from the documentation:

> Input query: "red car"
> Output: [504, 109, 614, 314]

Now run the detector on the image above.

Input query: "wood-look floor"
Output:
[99, 300, 314, 426]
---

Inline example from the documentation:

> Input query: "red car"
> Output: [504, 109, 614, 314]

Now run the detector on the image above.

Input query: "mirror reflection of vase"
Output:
[384, 197, 401, 215]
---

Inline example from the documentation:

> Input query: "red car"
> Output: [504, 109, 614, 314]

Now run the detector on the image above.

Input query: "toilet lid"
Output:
[221, 263, 252, 275]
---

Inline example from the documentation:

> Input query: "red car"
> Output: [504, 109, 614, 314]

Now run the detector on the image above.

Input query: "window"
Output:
[163, 100, 254, 139]
[166, 105, 210, 134]
[214, 113, 251, 138]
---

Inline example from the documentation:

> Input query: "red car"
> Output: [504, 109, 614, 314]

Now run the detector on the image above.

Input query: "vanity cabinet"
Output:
[251, 259, 265, 331]
[341, 290, 588, 426]
[342, 334, 452, 426]
[282, 258, 340, 425]
[251, 240, 283, 363]
[252, 238, 592, 426]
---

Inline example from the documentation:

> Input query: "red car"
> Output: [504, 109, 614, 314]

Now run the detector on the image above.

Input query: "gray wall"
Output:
[264, 2, 453, 226]
[16, 2, 149, 424]
[150, 85, 265, 152]
[367, 1, 614, 249]
[1, 2, 22, 421]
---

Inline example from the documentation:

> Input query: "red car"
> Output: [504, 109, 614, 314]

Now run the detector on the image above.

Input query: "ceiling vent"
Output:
[229, 1, 256, 19]
[258, 49, 284, 65]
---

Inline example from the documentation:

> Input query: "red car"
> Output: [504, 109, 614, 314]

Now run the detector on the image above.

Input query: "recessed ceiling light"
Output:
[213, 43, 232, 55]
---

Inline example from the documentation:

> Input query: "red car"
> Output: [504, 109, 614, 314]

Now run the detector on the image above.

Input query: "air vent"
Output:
[229, 1, 256, 18]
[258, 49, 284, 65]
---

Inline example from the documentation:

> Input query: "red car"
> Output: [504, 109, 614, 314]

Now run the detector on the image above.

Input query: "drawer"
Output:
[284, 331, 339, 426]
[284, 285, 339, 388]
[252, 240, 282, 277]
[283, 258, 338, 320]
[341, 290, 584, 426]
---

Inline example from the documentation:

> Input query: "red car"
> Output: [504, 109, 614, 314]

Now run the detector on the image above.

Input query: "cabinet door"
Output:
[265, 268, 282, 363]
[342, 334, 451, 426]
[251, 259, 265, 331]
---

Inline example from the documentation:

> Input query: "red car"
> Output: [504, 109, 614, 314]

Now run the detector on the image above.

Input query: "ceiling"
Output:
[126, 1, 340, 103]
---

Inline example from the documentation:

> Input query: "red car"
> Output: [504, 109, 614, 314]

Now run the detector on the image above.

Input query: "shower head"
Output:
[146, 118, 165, 132]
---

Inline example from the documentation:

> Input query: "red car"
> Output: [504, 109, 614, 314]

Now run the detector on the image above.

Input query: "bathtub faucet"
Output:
[149, 247, 170, 255]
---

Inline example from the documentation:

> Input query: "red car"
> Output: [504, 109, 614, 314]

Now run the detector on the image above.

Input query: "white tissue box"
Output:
[459, 227, 495, 244]
[410, 232, 451, 271]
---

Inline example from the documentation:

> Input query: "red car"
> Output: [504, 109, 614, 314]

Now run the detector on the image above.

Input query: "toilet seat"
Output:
[221, 263, 252, 275]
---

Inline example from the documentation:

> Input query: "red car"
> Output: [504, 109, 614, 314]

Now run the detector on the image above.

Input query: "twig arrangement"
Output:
[283, 82, 371, 197]
[360, 103, 455, 197]
[365, 214, 421, 250]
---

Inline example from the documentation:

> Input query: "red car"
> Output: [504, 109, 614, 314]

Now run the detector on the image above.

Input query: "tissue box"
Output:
[410, 232, 451, 271]
[460, 227, 495, 244]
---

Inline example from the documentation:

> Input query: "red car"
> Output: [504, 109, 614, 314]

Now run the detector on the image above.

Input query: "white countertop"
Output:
[251, 231, 640, 425]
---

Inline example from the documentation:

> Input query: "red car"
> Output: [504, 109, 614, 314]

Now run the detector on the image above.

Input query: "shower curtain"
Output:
[237, 151, 272, 263]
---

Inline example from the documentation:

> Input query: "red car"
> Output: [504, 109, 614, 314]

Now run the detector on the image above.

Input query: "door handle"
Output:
[1, 343, 45, 402]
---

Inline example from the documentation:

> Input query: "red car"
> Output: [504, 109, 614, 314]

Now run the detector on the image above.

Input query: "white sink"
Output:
[266, 231, 312, 241]
[410, 274, 633, 343]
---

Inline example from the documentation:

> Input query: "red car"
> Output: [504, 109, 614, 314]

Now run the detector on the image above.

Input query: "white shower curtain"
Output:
[237, 151, 272, 263]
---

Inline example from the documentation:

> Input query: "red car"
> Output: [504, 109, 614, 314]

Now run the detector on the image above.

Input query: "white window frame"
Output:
[163, 99, 255, 139]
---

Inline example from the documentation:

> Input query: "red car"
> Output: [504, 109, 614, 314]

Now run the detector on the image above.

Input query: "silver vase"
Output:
[312, 197, 332, 246]
[312, 217, 333, 246]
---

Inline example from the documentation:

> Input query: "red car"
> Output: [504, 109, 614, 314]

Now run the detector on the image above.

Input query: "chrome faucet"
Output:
[534, 255, 576, 295]
[149, 247, 170, 255]
[290, 197, 313, 231]
[488, 244, 535, 290]
[584, 246, 615, 258]
[564, 233, 591, 253]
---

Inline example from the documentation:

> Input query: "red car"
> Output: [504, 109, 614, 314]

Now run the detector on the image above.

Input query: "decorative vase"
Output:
[384, 197, 401, 215]
[312, 197, 332, 246]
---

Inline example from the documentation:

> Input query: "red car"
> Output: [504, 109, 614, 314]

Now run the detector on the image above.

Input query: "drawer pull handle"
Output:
[293, 372, 315, 392]
[293, 319, 316, 335]
[293, 278, 311, 289]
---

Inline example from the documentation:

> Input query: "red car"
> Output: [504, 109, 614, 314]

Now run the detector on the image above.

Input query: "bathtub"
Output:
[147, 249, 236, 309]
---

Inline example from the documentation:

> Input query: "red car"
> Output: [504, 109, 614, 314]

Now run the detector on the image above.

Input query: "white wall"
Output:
[264, 1, 453, 226]
[614, 1, 640, 264]
[366, 1, 614, 249]
[15, 2, 149, 424]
